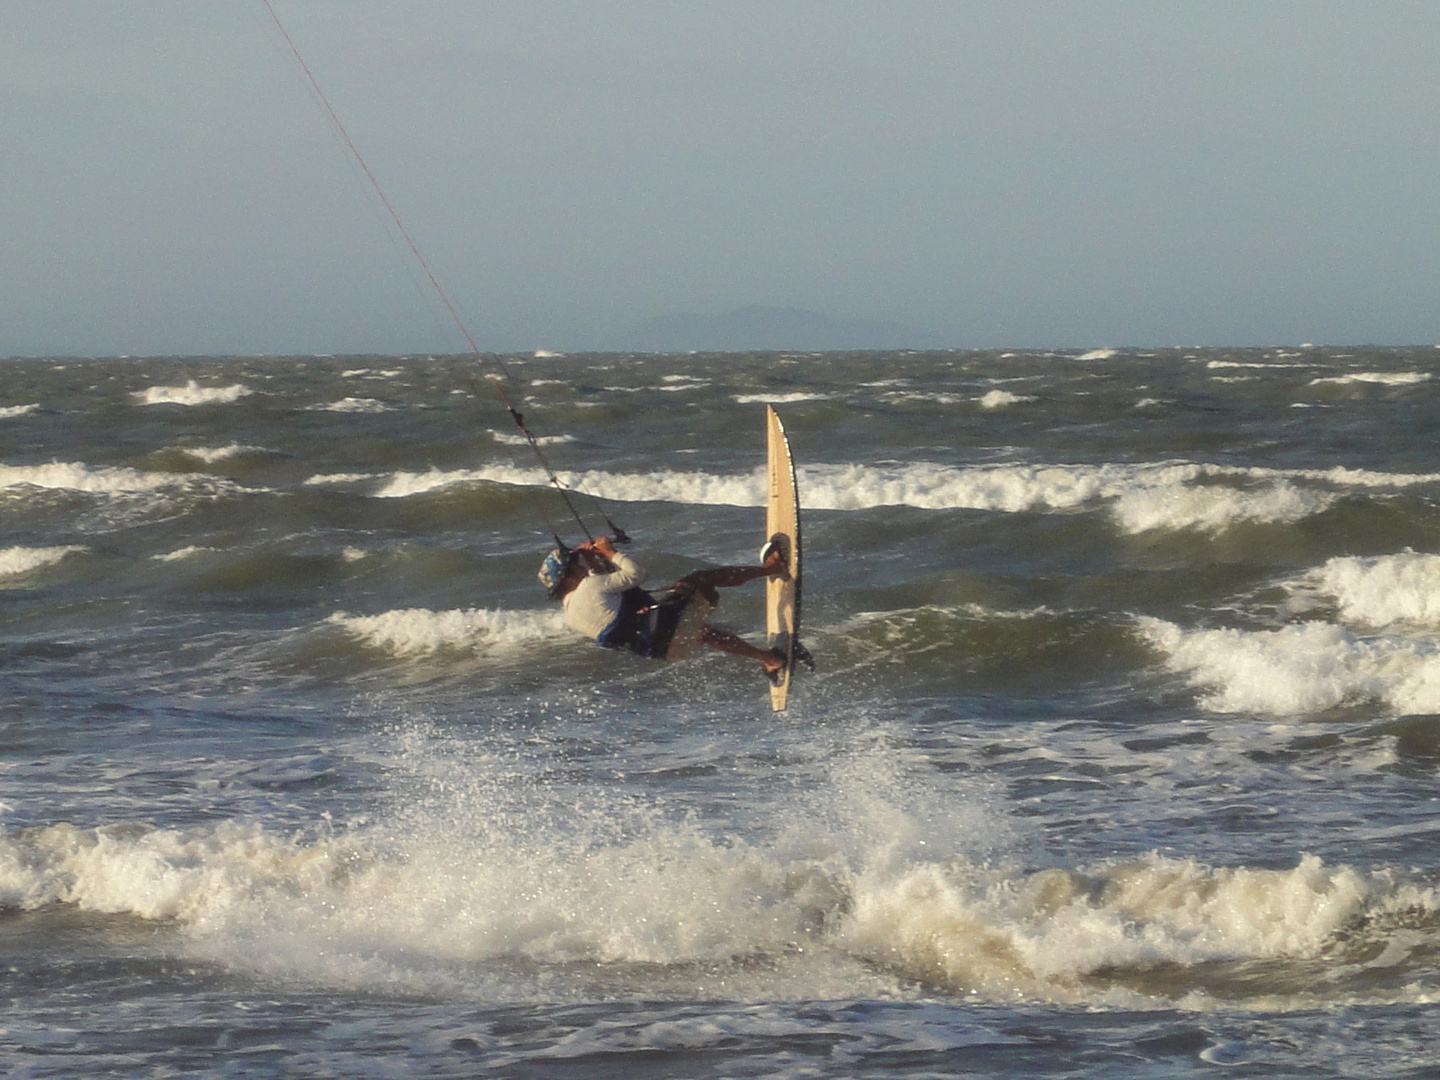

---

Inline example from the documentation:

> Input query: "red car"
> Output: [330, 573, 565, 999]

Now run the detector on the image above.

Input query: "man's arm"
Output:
[577, 537, 645, 591]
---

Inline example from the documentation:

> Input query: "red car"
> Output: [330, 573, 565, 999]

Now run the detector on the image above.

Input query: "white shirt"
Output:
[561, 551, 647, 641]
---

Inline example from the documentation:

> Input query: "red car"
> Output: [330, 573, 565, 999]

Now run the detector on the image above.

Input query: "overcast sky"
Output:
[4, 1, 1439, 355]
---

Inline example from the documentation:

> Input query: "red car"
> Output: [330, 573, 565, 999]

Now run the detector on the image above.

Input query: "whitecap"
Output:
[0, 403, 40, 419]
[305, 398, 393, 413]
[303, 472, 380, 487]
[1139, 616, 1440, 716]
[152, 546, 214, 563]
[134, 381, 253, 406]
[0, 461, 181, 494]
[1309, 372, 1432, 386]
[488, 429, 576, 446]
[1112, 480, 1336, 535]
[1305, 552, 1440, 628]
[977, 389, 1036, 409]
[362, 459, 1440, 526]
[731, 392, 831, 404]
[174, 443, 268, 464]
[328, 607, 567, 656]
[0, 545, 86, 578]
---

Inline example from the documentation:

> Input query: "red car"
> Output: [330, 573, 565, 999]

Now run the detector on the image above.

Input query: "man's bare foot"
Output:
[762, 649, 787, 684]
[759, 538, 791, 581]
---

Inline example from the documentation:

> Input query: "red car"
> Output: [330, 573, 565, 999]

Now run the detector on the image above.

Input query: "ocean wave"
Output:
[1207, 360, 1308, 370]
[134, 381, 253, 406]
[1074, 348, 1118, 361]
[1113, 479, 1336, 534]
[731, 392, 831, 404]
[359, 460, 1440, 530]
[328, 607, 567, 656]
[305, 398, 394, 413]
[488, 429, 576, 446]
[1301, 552, 1440, 628]
[877, 391, 968, 406]
[152, 546, 215, 563]
[3, 815, 1431, 1007]
[1310, 372, 1432, 386]
[0, 461, 185, 494]
[171, 443, 270, 464]
[0, 545, 86, 578]
[977, 389, 1036, 409]
[303, 472, 379, 487]
[0, 403, 40, 419]
[1139, 616, 1440, 716]
[370, 464, 765, 505]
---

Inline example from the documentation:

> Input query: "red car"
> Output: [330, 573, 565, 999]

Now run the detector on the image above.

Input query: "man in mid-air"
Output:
[539, 535, 790, 681]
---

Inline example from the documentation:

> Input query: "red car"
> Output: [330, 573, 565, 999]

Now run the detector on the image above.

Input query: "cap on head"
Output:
[537, 546, 576, 598]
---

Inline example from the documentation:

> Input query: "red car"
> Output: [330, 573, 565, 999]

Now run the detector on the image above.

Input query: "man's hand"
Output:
[575, 536, 618, 572]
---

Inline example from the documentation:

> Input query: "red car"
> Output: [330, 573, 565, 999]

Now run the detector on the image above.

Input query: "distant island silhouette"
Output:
[621, 305, 924, 352]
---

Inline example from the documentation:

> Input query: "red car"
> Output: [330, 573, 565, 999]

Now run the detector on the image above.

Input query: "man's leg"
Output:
[698, 625, 786, 675]
[676, 547, 789, 601]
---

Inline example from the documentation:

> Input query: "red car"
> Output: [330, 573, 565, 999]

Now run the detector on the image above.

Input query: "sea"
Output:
[4, 345, 1440, 1077]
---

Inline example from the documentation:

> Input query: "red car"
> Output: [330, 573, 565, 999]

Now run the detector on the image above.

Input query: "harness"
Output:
[595, 587, 689, 659]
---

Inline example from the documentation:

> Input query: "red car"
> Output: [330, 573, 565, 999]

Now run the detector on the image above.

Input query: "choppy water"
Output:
[4, 346, 1440, 1076]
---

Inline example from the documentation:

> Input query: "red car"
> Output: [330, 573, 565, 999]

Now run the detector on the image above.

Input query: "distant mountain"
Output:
[620, 305, 923, 352]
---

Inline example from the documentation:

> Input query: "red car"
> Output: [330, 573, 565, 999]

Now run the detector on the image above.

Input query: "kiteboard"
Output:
[765, 405, 805, 711]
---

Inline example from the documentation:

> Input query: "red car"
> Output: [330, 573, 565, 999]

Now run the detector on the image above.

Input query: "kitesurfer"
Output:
[539, 535, 790, 681]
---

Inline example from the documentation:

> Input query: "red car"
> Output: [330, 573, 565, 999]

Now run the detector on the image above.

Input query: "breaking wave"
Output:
[3, 800, 1433, 1008]
[0, 545, 86, 579]
[354, 460, 1440, 535]
[305, 398, 394, 413]
[1139, 617, 1440, 716]
[328, 607, 567, 656]
[1310, 372, 1432, 387]
[134, 381, 254, 406]
[0, 461, 185, 494]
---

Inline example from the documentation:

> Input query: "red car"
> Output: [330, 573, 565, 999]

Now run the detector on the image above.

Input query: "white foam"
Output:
[1306, 552, 1440, 628]
[4, 806, 1430, 1007]
[134, 381, 253, 406]
[1310, 372, 1432, 386]
[173, 443, 267, 464]
[303, 472, 379, 487]
[1140, 616, 1440, 716]
[362, 460, 1440, 532]
[0, 545, 85, 578]
[306, 398, 393, 413]
[1207, 360, 1307, 370]
[977, 389, 1036, 409]
[0, 461, 182, 494]
[879, 391, 969, 405]
[0, 403, 40, 419]
[372, 464, 766, 505]
[488, 429, 576, 446]
[1075, 348, 1118, 361]
[152, 546, 213, 562]
[731, 392, 830, 404]
[1113, 480, 1336, 534]
[329, 607, 567, 656]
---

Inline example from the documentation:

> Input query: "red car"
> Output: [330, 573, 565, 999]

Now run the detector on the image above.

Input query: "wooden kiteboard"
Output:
[765, 405, 803, 711]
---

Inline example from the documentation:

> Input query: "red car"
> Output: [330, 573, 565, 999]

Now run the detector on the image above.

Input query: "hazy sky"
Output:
[4, 1, 1439, 355]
